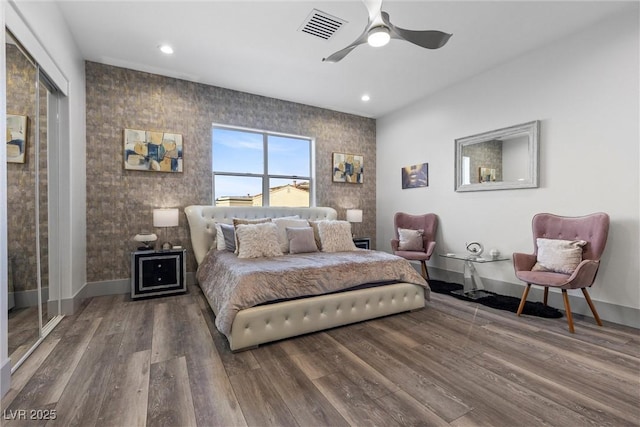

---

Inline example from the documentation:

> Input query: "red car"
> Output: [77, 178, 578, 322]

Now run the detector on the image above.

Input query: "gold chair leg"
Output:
[420, 261, 430, 281]
[582, 288, 603, 326]
[516, 284, 531, 316]
[543, 287, 549, 306]
[562, 290, 575, 333]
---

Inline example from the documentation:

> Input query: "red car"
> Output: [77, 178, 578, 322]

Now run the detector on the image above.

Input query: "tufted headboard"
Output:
[184, 205, 338, 265]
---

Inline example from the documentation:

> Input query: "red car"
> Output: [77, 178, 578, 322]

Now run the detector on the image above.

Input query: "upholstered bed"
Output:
[185, 205, 429, 351]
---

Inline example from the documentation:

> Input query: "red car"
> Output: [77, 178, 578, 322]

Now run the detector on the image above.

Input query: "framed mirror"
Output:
[455, 120, 540, 192]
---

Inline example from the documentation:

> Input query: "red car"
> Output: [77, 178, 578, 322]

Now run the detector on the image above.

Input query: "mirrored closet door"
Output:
[6, 29, 62, 371]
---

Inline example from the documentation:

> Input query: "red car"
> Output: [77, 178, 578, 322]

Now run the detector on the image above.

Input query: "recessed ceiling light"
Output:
[361, 94, 370, 102]
[159, 44, 174, 55]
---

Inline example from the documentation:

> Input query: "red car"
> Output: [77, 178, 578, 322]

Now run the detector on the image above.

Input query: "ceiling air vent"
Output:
[299, 9, 346, 41]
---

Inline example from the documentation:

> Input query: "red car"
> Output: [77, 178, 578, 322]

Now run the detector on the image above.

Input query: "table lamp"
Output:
[153, 208, 179, 250]
[346, 209, 363, 237]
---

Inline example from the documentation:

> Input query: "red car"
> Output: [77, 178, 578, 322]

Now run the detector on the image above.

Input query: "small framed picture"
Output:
[402, 163, 429, 189]
[332, 152, 363, 184]
[6, 114, 27, 164]
[479, 167, 496, 183]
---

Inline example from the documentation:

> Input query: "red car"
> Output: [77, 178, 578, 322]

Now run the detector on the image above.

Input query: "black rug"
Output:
[429, 280, 563, 318]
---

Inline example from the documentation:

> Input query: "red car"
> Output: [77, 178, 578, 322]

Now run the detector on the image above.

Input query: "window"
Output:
[212, 125, 313, 207]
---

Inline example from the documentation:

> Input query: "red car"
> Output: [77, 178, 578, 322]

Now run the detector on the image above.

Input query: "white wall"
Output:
[1, 0, 86, 397]
[376, 8, 639, 326]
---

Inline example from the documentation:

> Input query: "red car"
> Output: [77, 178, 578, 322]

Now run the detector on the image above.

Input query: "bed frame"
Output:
[185, 205, 426, 351]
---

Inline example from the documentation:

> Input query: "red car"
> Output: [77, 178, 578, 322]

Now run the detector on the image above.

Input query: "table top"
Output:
[439, 253, 510, 263]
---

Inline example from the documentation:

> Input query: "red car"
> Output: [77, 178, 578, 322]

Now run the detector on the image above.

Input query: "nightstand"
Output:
[353, 237, 371, 250]
[131, 249, 187, 299]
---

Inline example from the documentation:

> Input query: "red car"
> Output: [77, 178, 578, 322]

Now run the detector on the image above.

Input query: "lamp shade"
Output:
[346, 209, 363, 223]
[153, 208, 179, 227]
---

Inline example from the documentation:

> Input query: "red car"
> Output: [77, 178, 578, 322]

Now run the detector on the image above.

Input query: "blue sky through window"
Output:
[212, 126, 311, 200]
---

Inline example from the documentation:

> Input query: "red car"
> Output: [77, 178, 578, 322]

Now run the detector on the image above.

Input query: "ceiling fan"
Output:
[322, 0, 452, 63]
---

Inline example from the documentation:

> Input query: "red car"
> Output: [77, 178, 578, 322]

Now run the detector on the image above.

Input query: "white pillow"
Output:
[235, 222, 284, 259]
[533, 238, 587, 274]
[397, 228, 424, 251]
[317, 220, 357, 252]
[273, 218, 310, 252]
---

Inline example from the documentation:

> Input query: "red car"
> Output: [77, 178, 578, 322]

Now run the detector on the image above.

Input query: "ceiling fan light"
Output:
[367, 26, 390, 47]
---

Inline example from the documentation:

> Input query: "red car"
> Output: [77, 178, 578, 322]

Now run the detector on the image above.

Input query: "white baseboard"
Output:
[428, 266, 639, 329]
[61, 272, 197, 315]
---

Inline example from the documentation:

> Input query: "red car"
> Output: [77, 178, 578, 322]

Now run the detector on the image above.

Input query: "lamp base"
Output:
[137, 245, 154, 251]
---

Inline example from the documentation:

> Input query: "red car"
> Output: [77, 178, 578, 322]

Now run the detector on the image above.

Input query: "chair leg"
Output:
[543, 287, 549, 306]
[516, 284, 531, 316]
[420, 261, 430, 281]
[581, 288, 603, 327]
[562, 290, 575, 333]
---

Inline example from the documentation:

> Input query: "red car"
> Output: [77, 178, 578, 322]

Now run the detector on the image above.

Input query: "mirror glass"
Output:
[6, 28, 62, 370]
[6, 30, 40, 365]
[455, 121, 539, 192]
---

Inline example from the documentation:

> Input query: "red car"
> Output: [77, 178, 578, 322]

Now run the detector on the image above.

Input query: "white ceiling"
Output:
[56, 0, 632, 118]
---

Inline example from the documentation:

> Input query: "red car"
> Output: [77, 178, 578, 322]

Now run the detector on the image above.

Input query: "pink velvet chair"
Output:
[391, 212, 438, 280]
[513, 212, 610, 333]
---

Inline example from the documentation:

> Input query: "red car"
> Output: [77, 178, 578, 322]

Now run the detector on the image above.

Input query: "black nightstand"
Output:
[353, 237, 371, 250]
[131, 249, 187, 299]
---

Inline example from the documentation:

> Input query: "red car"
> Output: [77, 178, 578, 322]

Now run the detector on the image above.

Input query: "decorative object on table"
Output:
[428, 280, 562, 318]
[513, 212, 610, 333]
[391, 212, 438, 280]
[346, 208, 363, 237]
[6, 114, 27, 164]
[133, 231, 157, 250]
[332, 152, 363, 184]
[123, 128, 183, 172]
[153, 208, 179, 250]
[401, 162, 429, 189]
[489, 248, 501, 259]
[466, 241, 484, 257]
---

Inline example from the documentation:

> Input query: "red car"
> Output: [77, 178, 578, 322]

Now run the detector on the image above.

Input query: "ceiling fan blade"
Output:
[362, 0, 383, 25]
[381, 11, 452, 50]
[322, 30, 368, 63]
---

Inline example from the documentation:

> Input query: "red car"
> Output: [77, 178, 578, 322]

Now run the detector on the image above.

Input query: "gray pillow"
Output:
[286, 227, 318, 254]
[219, 223, 236, 252]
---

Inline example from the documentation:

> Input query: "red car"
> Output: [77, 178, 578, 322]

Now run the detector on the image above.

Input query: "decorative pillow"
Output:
[219, 223, 237, 252]
[532, 238, 587, 274]
[317, 220, 357, 253]
[214, 221, 233, 250]
[273, 218, 310, 253]
[308, 220, 325, 250]
[233, 218, 272, 254]
[286, 227, 318, 254]
[235, 223, 283, 259]
[398, 228, 424, 251]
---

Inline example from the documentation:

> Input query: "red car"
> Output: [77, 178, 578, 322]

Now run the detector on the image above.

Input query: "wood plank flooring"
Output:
[2, 283, 639, 426]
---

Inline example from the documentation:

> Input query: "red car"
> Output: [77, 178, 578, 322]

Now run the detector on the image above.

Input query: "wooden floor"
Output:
[7, 304, 49, 366]
[2, 283, 639, 427]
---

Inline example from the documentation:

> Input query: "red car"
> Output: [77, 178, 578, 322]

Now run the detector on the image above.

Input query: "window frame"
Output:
[212, 123, 315, 207]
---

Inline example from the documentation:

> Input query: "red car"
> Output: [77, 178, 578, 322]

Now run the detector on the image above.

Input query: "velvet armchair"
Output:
[391, 212, 438, 280]
[513, 212, 610, 333]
